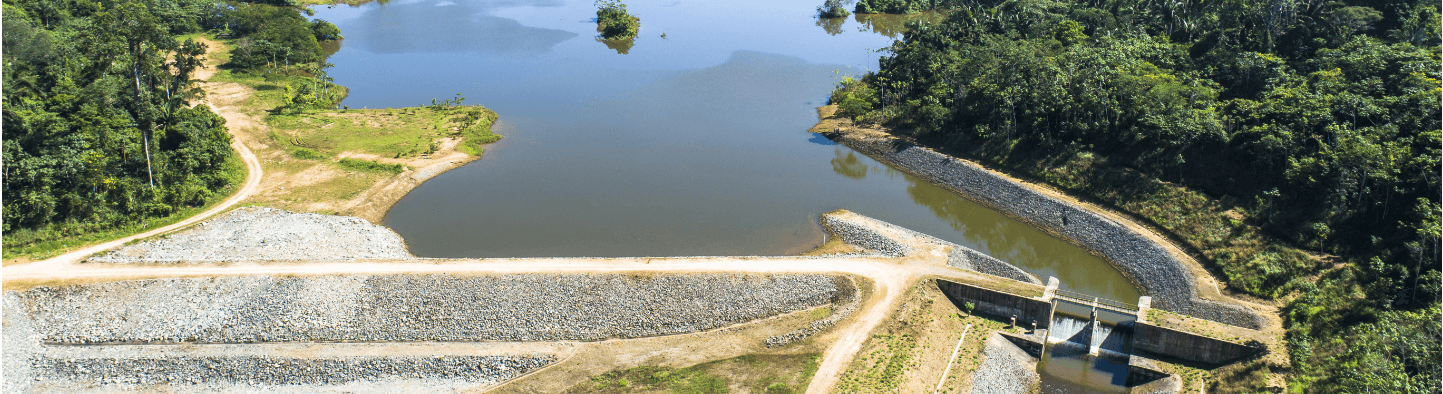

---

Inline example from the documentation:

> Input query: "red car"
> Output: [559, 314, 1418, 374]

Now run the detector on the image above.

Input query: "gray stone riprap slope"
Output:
[969, 333, 1040, 394]
[766, 276, 862, 348]
[15, 273, 842, 344]
[825, 132, 1264, 329]
[3, 293, 40, 394]
[33, 355, 553, 387]
[822, 210, 1041, 284]
[88, 206, 413, 263]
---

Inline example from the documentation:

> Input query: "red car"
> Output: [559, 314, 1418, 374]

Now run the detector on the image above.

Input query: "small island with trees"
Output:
[595, 0, 640, 40]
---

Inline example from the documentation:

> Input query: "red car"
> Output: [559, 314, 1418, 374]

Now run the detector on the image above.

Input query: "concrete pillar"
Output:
[1136, 296, 1152, 323]
[1043, 276, 1059, 300]
[1088, 306, 1101, 356]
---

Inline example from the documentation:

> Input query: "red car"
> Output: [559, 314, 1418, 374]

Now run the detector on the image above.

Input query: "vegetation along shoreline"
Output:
[3, 1, 502, 264]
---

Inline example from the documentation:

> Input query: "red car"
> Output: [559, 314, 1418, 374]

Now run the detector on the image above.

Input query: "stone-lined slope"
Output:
[969, 333, 1040, 394]
[15, 273, 846, 344]
[88, 207, 413, 263]
[821, 210, 1040, 284]
[823, 130, 1263, 329]
[33, 355, 553, 388]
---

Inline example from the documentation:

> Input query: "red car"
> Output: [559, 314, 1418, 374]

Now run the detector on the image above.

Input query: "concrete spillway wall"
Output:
[936, 279, 1053, 329]
[1132, 322, 1263, 365]
[825, 131, 1264, 329]
[938, 279, 1259, 368]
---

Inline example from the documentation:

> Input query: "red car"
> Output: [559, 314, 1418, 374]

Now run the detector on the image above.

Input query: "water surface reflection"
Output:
[342, 0, 575, 54]
[318, 0, 1143, 301]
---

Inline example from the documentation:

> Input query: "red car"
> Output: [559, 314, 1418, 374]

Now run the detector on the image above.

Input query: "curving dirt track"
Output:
[18, 39, 263, 271]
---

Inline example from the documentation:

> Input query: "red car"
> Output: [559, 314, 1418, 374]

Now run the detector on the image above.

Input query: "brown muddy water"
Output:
[314, 0, 1142, 302]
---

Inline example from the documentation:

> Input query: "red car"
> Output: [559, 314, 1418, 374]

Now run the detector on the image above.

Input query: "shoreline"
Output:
[810, 105, 1269, 329]
[331, 137, 485, 224]
[184, 35, 498, 228]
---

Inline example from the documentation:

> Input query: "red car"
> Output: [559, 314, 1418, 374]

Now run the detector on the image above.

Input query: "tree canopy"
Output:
[833, 0, 1440, 391]
[2, 0, 339, 254]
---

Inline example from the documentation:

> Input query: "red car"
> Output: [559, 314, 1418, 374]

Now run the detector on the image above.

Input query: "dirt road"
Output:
[19, 39, 263, 271]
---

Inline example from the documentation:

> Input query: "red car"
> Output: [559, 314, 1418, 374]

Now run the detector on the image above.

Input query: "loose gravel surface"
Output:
[88, 207, 413, 263]
[3, 293, 41, 394]
[766, 276, 862, 348]
[826, 132, 1264, 329]
[32, 355, 553, 387]
[14, 273, 844, 344]
[822, 210, 1041, 284]
[5, 273, 848, 392]
[970, 333, 1040, 394]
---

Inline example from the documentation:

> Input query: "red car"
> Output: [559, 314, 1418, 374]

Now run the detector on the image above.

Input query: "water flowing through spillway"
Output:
[1049, 314, 1092, 346]
[1041, 311, 1133, 393]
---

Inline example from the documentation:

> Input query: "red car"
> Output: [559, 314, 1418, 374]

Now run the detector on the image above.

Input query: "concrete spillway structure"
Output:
[938, 278, 1263, 370]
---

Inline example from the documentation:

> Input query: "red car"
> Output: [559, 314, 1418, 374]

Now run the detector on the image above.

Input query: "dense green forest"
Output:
[1, 0, 340, 257]
[830, 0, 1440, 391]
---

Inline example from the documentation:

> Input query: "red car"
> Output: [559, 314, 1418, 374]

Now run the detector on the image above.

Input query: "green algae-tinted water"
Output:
[314, 0, 1142, 302]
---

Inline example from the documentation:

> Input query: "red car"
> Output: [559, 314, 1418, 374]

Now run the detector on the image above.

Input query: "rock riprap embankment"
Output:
[15, 273, 845, 344]
[969, 333, 1040, 394]
[3, 294, 41, 393]
[88, 207, 412, 263]
[34, 355, 553, 387]
[766, 276, 862, 348]
[824, 131, 1264, 329]
[822, 210, 1040, 284]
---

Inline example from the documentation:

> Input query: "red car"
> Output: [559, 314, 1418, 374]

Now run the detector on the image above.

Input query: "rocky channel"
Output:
[824, 130, 1265, 329]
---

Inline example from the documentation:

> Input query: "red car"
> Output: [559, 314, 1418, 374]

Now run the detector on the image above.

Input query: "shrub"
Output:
[290, 147, 326, 160]
[818, 0, 850, 18]
[337, 158, 406, 174]
[596, 0, 640, 39]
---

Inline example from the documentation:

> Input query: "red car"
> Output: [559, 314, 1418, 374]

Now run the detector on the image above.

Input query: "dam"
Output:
[938, 278, 1263, 392]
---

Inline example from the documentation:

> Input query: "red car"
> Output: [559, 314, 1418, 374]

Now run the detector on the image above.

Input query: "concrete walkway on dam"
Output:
[1, 210, 1268, 393]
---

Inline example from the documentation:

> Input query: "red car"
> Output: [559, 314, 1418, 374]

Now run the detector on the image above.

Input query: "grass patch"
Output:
[337, 158, 406, 174]
[809, 306, 834, 320]
[210, 34, 499, 162]
[837, 278, 1013, 393]
[2, 153, 248, 263]
[268, 106, 499, 160]
[567, 354, 821, 394]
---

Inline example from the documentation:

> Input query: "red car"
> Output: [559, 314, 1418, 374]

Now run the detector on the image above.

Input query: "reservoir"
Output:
[314, 0, 1142, 302]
